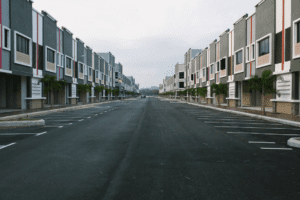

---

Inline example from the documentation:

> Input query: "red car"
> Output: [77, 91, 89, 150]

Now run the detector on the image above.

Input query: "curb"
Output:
[287, 138, 300, 148]
[0, 119, 45, 127]
[163, 98, 300, 128]
[0, 102, 110, 121]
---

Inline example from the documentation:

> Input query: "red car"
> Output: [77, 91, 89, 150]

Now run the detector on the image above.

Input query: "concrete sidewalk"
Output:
[158, 97, 300, 128]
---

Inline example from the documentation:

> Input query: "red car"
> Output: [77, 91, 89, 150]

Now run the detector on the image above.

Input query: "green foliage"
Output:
[197, 87, 207, 97]
[248, 70, 276, 95]
[41, 75, 66, 94]
[78, 84, 92, 93]
[112, 89, 120, 95]
[95, 86, 105, 93]
[211, 83, 228, 96]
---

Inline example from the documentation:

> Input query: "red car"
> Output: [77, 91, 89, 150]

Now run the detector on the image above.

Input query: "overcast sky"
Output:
[33, 0, 258, 88]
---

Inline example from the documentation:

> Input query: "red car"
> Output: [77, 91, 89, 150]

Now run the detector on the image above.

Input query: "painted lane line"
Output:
[215, 126, 300, 130]
[87, 117, 91, 119]
[44, 126, 63, 128]
[260, 147, 293, 150]
[227, 132, 300, 136]
[209, 119, 258, 121]
[78, 119, 84, 122]
[0, 143, 16, 150]
[0, 133, 37, 136]
[205, 122, 282, 125]
[248, 141, 276, 144]
[95, 114, 98, 116]
[36, 132, 47, 136]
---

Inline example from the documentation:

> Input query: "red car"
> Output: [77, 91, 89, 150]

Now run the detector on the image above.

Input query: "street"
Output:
[0, 97, 299, 200]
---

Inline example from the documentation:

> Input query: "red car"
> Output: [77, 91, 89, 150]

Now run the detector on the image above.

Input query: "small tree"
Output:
[197, 87, 207, 104]
[211, 83, 228, 107]
[248, 70, 276, 115]
[41, 75, 66, 108]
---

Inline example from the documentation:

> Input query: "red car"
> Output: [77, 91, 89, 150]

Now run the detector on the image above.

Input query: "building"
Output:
[0, 0, 138, 110]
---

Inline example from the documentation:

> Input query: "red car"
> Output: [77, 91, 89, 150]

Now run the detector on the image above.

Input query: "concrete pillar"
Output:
[292, 103, 299, 116]
[0, 76, 6, 108]
[272, 101, 277, 113]
[21, 76, 27, 109]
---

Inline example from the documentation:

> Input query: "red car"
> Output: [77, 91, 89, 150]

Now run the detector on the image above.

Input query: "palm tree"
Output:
[211, 83, 228, 107]
[248, 70, 276, 115]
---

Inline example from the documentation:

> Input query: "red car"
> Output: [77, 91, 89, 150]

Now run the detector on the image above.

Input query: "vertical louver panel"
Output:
[285, 27, 291, 62]
[275, 32, 282, 64]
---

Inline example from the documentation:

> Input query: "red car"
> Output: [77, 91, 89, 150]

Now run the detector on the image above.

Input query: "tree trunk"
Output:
[262, 86, 266, 116]
[218, 94, 221, 107]
[51, 89, 54, 108]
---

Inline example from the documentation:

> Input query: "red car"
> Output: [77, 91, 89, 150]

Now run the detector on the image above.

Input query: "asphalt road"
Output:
[0, 97, 300, 200]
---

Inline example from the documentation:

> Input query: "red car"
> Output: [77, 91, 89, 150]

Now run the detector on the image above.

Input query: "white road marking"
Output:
[0, 143, 16, 150]
[95, 114, 98, 116]
[44, 126, 63, 128]
[205, 122, 281, 125]
[78, 119, 84, 121]
[87, 116, 91, 118]
[69, 123, 73, 125]
[260, 147, 293, 150]
[215, 126, 300, 130]
[210, 119, 258, 121]
[0, 133, 37, 136]
[36, 132, 47, 136]
[227, 132, 300, 136]
[248, 141, 276, 144]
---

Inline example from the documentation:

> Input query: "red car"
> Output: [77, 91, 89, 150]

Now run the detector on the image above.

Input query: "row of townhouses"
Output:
[0, 0, 139, 110]
[159, 0, 300, 115]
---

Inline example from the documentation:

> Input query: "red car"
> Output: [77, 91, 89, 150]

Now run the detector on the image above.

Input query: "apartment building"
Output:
[0, 0, 139, 110]
[159, 0, 300, 115]
[174, 63, 186, 94]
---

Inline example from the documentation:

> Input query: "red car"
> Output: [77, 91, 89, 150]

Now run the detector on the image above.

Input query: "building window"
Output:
[17, 35, 29, 55]
[115, 72, 118, 79]
[56, 53, 60, 65]
[3, 27, 10, 50]
[47, 49, 55, 63]
[236, 51, 243, 65]
[252, 44, 255, 59]
[297, 22, 300, 43]
[191, 74, 194, 80]
[179, 82, 184, 88]
[217, 62, 220, 71]
[79, 63, 83, 73]
[246, 47, 250, 62]
[89, 68, 92, 76]
[210, 65, 213, 74]
[179, 72, 184, 79]
[202, 68, 205, 77]
[61, 55, 64, 67]
[221, 58, 226, 70]
[259, 37, 269, 56]
[66, 57, 72, 69]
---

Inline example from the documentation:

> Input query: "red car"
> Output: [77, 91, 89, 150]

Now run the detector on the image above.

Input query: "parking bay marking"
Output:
[44, 126, 63, 128]
[227, 132, 300, 136]
[215, 126, 300, 130]
[36, 132, 47, 136]
[260, 147, 293, 150]
[0, 143, 16, 150]
[205, 122, 282, 125]
[248, 141, 276, 144]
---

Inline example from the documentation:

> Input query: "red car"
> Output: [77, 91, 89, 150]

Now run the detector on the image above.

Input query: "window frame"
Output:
[47, 48, 55, 63]
[236, 50, 243, 65]
[251, 43, 255, 61]
[65, 55, 73, 77]
[256, 33, 272, 68]
[246, 46, 250, 63]
[292, 18, 300, 59]
[78, 62, 84, 79]
[234, 47, 245, 74]
[258, 37, 270, 56]
[2, 26, 11, 51]
[179, 82, 184, 89]
[45, 46, 57, 72]
[14, 31, 32, 67]
[179, 72, 184, 79]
